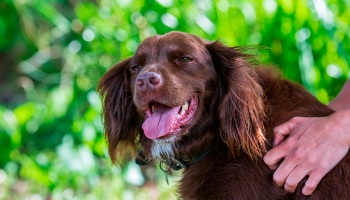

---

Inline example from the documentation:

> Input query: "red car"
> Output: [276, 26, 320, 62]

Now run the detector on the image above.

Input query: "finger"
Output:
[273, 132, 287, 147]
[302, 171, 326, 196]
[273, 118, 299, 146]
[263, 145, 287, 170]
[283, 165, 310, 193]
[273, 158, 298, 187]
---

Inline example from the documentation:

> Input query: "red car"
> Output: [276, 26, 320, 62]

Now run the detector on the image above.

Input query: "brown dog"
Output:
[98, 31, 350, 199]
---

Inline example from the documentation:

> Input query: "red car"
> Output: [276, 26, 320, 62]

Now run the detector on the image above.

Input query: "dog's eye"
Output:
[130, 65, 142, 73]
[178, 57, 193, 62]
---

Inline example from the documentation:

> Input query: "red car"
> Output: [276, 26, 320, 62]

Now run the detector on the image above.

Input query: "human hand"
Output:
[263, 111, 350, 195]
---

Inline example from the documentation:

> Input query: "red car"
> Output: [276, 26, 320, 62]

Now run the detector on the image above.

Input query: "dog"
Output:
[98, 31, 350, 199]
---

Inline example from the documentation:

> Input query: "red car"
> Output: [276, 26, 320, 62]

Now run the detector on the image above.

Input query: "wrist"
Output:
[331, 110, 350, 148]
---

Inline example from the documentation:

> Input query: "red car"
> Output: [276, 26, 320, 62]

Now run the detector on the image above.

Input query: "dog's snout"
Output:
[136, 72, 163, 92]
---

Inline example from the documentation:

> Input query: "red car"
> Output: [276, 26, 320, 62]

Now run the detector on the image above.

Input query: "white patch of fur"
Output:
[151, 136, 177, 160]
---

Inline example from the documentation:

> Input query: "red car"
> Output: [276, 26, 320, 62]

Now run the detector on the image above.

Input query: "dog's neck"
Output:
[137, 132, 217, 170]
[158, 141, 216, 170]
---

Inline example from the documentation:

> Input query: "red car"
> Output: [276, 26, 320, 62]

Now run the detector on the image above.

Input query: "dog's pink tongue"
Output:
[142, 105, 181, 139]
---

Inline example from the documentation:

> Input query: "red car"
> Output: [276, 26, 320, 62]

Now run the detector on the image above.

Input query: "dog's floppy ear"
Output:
[98, 58, 139, 163]
[207, 41, 266, 159]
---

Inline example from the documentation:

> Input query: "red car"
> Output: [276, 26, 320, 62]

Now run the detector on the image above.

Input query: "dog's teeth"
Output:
[180, 108, 186, 115]
[183, 102, 189, 111]
[152, 105, 155, 113]
[179, 102, 189, 115]
[177, 114, 181, 118]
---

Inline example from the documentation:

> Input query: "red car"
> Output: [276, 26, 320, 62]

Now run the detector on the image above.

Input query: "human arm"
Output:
[328, 80, 350, 111]
[263, 80, 350, 195]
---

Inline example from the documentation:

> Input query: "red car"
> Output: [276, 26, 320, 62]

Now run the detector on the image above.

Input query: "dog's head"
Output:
[98, 32, 266, 163]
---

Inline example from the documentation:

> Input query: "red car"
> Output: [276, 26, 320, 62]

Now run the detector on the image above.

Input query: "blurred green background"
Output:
[0, 0, 349, 199]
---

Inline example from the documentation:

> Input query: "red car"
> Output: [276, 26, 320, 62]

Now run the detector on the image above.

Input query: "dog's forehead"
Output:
[136, 32, 206, 56]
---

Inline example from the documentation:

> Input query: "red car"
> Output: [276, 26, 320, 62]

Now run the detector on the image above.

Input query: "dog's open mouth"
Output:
[142, 96, 198, 139]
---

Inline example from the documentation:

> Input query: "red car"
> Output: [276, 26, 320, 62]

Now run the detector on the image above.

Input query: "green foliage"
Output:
[0, 0, 349, 199]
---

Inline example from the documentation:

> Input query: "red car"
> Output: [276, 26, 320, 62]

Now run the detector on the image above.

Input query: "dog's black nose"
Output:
[136, 72, 163, 92]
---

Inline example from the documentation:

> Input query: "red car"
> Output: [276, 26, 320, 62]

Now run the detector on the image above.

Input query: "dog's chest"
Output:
[178, 154, 287, 200]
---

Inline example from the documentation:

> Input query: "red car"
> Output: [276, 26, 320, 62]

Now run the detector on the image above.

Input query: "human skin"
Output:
[263, 80, 350, 195]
